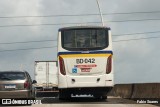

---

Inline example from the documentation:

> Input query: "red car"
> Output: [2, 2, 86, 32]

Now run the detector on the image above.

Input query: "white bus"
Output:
[57, 26, 114, 100]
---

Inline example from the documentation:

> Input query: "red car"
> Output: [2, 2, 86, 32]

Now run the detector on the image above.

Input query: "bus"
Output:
[57, 26, 114, 100]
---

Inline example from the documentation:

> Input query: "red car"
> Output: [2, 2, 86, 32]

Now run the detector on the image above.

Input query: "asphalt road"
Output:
[28, 96, 159, 107]
[30, 104, 158, 107]
[1, 94, 158, 107]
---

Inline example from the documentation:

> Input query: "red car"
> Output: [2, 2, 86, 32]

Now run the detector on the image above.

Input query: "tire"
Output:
[59, 89, 71, 100]
[94, 94, 107, 100]
[102, 95, 107, 99]
[94, 95, 101, 99]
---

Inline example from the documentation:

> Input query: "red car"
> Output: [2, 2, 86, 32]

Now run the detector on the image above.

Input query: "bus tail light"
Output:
[106, 55, 112, 74]
[59, 56, 66, 75]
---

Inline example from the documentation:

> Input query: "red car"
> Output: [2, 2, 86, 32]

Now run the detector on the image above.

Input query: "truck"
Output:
[34, 61, 58, 92]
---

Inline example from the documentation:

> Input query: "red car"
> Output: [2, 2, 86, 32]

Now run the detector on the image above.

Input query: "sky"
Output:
[0, 0, 160, 84]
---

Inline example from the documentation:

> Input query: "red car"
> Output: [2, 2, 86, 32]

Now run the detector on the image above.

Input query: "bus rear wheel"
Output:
[59, 89, 71, 100]
[94, 94, 107, 100]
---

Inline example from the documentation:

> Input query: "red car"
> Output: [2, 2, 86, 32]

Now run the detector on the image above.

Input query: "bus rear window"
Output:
[61, 29, 109, 51]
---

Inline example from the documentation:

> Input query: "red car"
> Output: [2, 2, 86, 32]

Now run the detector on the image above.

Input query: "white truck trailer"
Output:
[34, 61, 58, 91]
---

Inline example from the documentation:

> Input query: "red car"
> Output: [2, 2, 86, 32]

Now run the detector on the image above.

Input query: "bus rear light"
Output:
[106, 55, 112, 74]
[59, 56, 66, 75]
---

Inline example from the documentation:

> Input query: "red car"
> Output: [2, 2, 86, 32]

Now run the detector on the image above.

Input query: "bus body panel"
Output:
[59, 52, 112, 75]
[58, 63, 114, 88]
[57, 26, 114, 98]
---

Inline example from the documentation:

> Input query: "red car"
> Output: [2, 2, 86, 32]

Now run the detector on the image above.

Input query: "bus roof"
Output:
[58, 26, 111, 31]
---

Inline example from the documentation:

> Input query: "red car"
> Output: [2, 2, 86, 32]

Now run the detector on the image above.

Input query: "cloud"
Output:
[113, 37, 160, 83]
[0, 0, 160, 83]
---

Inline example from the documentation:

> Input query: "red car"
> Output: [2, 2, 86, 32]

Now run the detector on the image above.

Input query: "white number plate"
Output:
[4, 84, 16, 89]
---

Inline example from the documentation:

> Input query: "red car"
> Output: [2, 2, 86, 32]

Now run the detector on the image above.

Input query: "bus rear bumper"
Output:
[58, 74, 114, 88]
[59, 87, 113, 95]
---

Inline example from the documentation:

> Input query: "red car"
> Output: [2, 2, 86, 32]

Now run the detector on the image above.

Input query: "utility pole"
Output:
[96, 0, 104, 26]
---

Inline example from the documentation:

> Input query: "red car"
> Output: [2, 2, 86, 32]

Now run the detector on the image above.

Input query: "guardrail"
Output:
[109, 83, 160, 98]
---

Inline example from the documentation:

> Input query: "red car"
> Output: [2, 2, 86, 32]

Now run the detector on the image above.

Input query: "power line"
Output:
[0, 22, 101, 28]
[113, 36, 160, 42]
[104, 10, 160, 15]
[0, 36, 160, 53]
[0, 39, 56, 45]
[0, 46, 56, 53]
[1, 11, 160, 18]
[1, 18, 160, 28]
[113, 31, 160, 36]
[0, 31, 160, 45]
[109, 18, 160, 22]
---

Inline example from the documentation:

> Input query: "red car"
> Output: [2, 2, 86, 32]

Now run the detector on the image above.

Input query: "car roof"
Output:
[0, 71, 26, 73]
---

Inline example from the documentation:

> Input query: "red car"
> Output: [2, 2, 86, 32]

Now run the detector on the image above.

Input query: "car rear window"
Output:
[0, 72, 25, 81]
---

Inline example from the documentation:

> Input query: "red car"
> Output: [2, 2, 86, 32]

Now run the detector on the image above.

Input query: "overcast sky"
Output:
[0, 0, 160, 84]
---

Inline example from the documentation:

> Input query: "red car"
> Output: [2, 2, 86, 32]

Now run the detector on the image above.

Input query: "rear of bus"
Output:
[58, 26, 114, 99]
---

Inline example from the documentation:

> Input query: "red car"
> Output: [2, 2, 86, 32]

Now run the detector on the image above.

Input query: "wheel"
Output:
[94, 94, 107, 100]
[101, 95, 107, 99]
[94, 95, 101, 99]
[59, 89, 71, 100]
